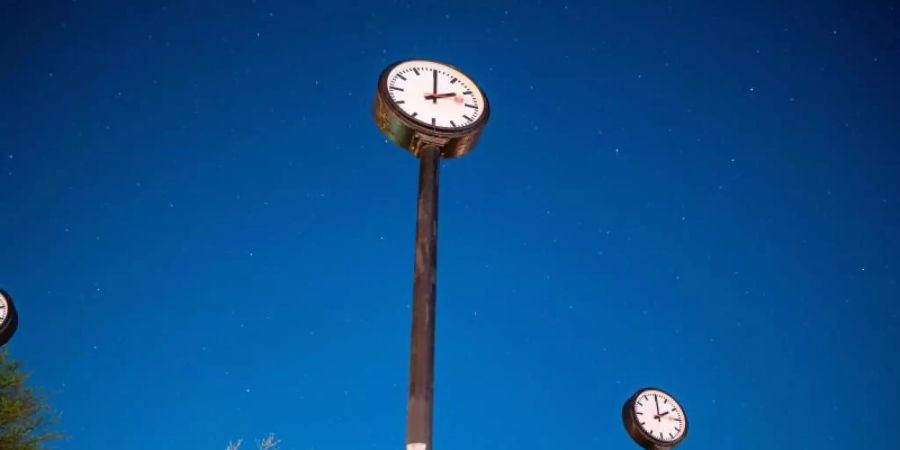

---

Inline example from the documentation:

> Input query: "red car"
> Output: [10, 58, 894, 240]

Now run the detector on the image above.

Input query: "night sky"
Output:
[2, 1, 899, 449]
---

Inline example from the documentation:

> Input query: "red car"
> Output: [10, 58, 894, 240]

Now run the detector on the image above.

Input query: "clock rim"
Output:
[378, 58, 490, 136]
[623, 386, 689, 449]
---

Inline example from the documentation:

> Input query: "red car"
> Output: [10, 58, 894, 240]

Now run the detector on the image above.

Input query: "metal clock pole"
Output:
[372, 59, 490, 450]
[406, 144, 440, 450]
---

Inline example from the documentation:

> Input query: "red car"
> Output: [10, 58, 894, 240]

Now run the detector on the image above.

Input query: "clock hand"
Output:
[432, 69, 438, 103]
[424, 92, 457, 100]
[654, 396, 661, 421]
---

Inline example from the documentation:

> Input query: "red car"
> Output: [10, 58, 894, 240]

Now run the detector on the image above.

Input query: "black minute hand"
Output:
[432, 69, 438, 103]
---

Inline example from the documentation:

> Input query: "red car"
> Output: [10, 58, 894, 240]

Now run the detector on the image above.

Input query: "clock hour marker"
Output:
[462, 90, 472, 95]
[450, 78, 457, 84]
[635, 412, 643, 415]
[640, 422, 645, 426]
[390, 86, 404, 91]
[669, 433, 674, 439]
[396, 100, 405, 104]
[413, 68, 420, 76]
[450, 120, 456, 127]
[463, 114, 473, 122]
[431, 118, 436, 126]
[465, 104, 477, 109]
[397, 74, 407, 80]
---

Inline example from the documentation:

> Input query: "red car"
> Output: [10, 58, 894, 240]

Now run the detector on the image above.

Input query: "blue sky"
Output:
[1, 1, 898, 449]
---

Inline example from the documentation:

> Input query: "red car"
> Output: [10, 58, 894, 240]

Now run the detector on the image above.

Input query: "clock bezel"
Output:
[0, 289, 19, 347]
[379, 58, 490, 134]
[622, 387, 688, 449]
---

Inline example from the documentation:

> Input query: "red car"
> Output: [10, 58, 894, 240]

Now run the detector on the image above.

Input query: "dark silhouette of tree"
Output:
[227, 433, 281, 450]
[0, 349, 60, 449]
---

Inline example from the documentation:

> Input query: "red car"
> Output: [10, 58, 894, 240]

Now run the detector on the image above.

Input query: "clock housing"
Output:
[373, 59, 490, 159]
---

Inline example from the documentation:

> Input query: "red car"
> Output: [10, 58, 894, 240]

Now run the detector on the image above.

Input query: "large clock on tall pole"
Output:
[0, 290, 19, 346]
[373, 58, 490, 450]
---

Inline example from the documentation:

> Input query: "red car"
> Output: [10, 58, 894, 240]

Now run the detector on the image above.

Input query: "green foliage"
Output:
[0, 349, 60, 450]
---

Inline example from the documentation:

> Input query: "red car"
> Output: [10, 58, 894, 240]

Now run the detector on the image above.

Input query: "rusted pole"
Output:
[405, 145, 440, 450]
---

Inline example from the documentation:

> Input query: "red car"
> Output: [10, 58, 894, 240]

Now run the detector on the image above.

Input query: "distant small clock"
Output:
[0, 289, 19, 346]
[623, 387, 688, 449]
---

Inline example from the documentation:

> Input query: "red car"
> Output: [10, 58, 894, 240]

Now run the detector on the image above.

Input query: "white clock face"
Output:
[633, 389, 686, 444]
[385, 60, 486, 129]
[0, 293, 8, 325]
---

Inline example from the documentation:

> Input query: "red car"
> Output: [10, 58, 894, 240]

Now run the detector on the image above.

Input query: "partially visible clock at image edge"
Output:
[623, 387, 688, 449]
[0, 289, 19, 346]
[384, 59, 488, 130]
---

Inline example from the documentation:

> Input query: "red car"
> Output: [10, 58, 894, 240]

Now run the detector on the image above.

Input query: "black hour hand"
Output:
[425, 92, 456, 100]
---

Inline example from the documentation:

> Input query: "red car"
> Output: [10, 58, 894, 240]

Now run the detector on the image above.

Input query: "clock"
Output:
[622, 387, 688, 449]
[0, 289, 19, 346]
[373, 59, 490, 159]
